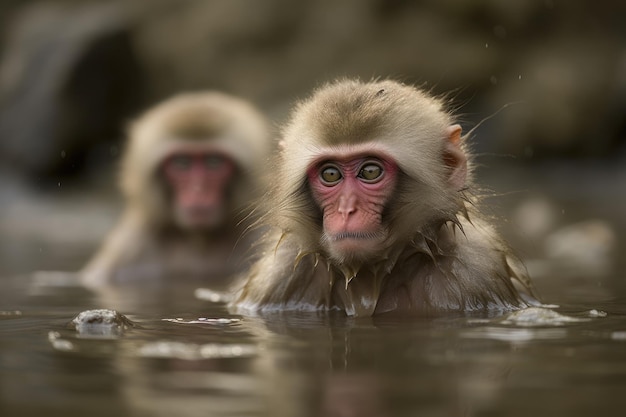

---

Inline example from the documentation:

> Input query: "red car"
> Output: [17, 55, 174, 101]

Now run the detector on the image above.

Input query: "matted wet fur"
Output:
[230, 79, 538, 317]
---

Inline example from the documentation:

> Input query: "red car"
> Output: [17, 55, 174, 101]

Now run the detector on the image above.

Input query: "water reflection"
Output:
[2, 273, 626, 416]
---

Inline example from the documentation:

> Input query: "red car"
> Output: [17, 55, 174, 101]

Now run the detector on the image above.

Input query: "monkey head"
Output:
[120, 92, 270, 233]
[273, 79, 468, 265]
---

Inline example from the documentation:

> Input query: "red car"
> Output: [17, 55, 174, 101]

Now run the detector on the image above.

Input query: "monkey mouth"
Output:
[177, 206, 224, 229]
[331, 231, 382, 241]
[323, 230, 389, 264]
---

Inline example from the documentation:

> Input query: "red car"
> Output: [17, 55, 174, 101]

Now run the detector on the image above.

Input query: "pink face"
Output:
[307, 151, 398, 260]
[162, 151, 236, 229]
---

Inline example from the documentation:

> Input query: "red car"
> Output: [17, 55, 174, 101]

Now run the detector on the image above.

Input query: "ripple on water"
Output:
[138, 341, 257, 360]
[162, 317, 242, 325]
[462, 327, 569, 343]
[462, 307, 608, 343]
[0, 310, 22, 316]
[498, 307, 592, 327]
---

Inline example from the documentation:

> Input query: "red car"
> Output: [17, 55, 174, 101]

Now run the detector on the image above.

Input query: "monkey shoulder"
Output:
[81, 214, 152, 287]
[443, 214, 537, 309]
[380, 214, 535, 314]
[232, 233, 337, 313]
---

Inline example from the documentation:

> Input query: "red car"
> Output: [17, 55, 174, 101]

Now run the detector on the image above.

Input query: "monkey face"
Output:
[307, 150, 398, 262]
[162, 151, 236, 230]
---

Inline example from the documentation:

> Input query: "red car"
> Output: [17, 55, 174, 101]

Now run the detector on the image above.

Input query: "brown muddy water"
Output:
[2, 162, 626, 417]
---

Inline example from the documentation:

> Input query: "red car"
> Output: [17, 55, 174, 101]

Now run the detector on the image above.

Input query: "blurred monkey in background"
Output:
[82, 92, 271, 289]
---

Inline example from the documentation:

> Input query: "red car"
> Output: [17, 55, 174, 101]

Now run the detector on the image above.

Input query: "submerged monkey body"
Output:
[230, 79, 537, 317]
[84, 209, 246, 285]
[233, 215, 532, 317]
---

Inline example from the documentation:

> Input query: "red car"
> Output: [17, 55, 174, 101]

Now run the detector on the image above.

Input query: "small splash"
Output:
[499, 307, 590, 327]
[464, 307, 606, 342]
[139, 341, 257, 360]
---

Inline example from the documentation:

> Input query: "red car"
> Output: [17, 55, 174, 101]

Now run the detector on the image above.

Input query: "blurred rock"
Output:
[1, 0, 625, 184]
[544, 219, 616, 276]
[511, 196, 558, 241]
[508, 193, 618, 280]
[0, 1, 145, 180]
[71, 308, 135, 338]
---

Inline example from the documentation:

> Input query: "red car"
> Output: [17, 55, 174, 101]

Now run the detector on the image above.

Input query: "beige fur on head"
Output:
[271, 79, 469, 252]
[280, 79, 451, 182]
[120, 91, 271, 227]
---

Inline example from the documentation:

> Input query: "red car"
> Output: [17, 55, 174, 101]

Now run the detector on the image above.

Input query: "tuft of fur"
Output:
[231, 79, 538, 317]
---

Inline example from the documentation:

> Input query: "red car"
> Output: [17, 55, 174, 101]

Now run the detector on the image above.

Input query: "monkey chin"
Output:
[175, 206, 225, 232]
[323, 230, 389, 265]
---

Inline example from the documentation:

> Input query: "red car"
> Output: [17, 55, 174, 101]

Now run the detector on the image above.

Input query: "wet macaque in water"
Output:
[230, 79, 539, 317]
[82, 92, 270, 288]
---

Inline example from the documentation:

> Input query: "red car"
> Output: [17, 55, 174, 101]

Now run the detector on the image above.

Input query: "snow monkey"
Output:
[230, 79, 539, 317]
[82, 91, 271, 288]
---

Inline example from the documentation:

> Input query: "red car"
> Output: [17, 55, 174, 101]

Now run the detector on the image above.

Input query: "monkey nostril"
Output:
[337, 195, 357, 216]
[338, 207, 356, 222]
[338, 203, 355, 215]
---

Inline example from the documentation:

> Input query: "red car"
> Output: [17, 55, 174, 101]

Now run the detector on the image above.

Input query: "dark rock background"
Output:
[0, 0, 625, 285]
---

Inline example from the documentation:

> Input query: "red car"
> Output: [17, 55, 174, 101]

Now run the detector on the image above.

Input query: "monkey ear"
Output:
[443, 124, 467, 190]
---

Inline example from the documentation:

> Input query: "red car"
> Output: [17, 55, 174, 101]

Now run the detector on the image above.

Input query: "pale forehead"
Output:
[152, 138, 240, 166]
[303, 142, 396, 165]
[161, 138, 228, 152]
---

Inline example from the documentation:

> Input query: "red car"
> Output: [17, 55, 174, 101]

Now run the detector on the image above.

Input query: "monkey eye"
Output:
[169, 155, 192, 170]
[357, 163, 383, 183]
[320, 165, 343, 185]
[204, 155, 225, 169]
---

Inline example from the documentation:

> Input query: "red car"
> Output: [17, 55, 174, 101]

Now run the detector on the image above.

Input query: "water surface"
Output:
[2, 271, 626, 417]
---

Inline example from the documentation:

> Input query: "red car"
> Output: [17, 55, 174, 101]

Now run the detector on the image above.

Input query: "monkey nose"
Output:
[337, 195, 357, 219]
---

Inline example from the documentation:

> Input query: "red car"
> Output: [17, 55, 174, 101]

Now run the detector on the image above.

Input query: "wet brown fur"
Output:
[230, 79, 538, 317]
